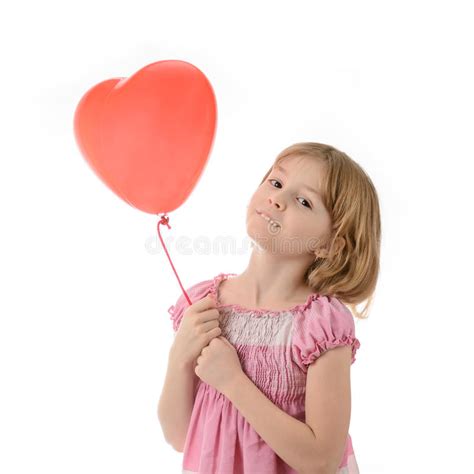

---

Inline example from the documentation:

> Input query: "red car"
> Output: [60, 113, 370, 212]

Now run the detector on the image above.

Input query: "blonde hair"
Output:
[259, 142, 381, 320]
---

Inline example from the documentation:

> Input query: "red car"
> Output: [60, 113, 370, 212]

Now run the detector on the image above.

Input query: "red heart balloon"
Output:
[73, 60, 217, 214]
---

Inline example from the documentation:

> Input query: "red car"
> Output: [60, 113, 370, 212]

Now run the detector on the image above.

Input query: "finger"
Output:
[192, 294, 218, 312]
[219, 336, 231, 345]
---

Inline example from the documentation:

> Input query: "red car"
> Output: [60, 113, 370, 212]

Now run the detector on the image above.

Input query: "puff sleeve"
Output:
[291, 294, 361, 373]
[167, 278, 215, 334]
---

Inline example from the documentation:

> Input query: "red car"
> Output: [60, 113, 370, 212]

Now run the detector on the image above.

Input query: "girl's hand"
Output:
[195, 335, 244, 396]
[170, 295, 222, 369]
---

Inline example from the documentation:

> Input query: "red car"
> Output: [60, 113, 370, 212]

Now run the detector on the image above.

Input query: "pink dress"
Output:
[167, 272, 361, 474]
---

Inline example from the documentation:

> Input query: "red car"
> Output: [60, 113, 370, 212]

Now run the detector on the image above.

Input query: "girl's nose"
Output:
[268, 196, 284, 210]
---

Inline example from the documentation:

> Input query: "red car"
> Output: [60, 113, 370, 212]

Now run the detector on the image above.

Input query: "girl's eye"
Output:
[268, 179, 312, 209]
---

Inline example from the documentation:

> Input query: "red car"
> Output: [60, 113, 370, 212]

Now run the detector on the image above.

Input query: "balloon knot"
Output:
[159, 213, 171, 229]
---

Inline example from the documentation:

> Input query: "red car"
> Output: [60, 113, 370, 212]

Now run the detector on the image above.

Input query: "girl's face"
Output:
[246, 155, 333, 256]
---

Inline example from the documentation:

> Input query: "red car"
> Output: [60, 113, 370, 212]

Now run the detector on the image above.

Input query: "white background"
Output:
[1, 1, 473, 473]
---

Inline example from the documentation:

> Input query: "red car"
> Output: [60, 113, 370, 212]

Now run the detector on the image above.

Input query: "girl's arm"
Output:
[223, 372, 319, 473]
[157, 348, 198, 452]
[223, 345, 353, 474]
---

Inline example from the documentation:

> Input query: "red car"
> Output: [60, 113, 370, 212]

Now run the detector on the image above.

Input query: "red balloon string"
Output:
[157, 214, 192, 306]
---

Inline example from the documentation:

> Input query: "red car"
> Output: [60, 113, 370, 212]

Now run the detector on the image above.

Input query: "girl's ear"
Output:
[333, 236, 346, 256]
[315, 236, 345, 259]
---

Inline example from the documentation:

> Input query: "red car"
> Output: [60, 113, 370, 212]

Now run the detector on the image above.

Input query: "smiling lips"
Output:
[256, 210, 280, 228]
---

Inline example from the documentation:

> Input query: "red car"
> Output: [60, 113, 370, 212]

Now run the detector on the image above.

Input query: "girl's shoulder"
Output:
[167, 272, 227, 332]
[292, 293, 361, 371]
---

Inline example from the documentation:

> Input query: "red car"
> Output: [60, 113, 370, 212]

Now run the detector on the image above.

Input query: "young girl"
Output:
[158, 142, 381, 473]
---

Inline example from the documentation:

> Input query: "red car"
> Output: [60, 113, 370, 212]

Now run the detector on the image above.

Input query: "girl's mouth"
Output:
[256, 210, 280, 228]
